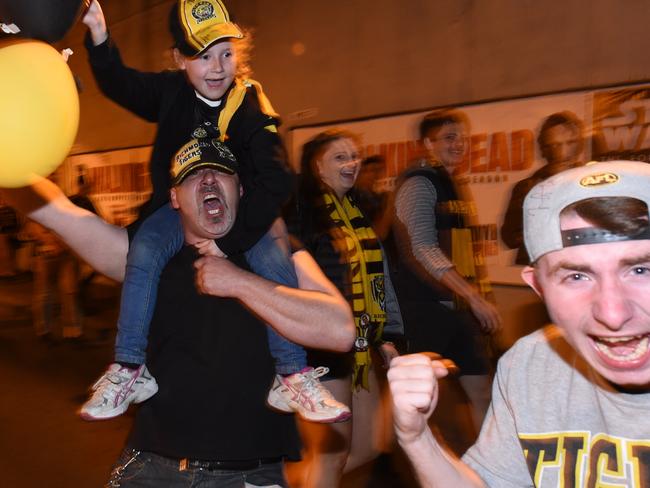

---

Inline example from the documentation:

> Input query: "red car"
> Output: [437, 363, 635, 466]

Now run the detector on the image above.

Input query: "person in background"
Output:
[355, 155, 394, 241]
[69, 167, 100, 298]
[501, 111, 585, 264]
[390, 109, 501, 432]
[0, 203, 19, 278]
[286, 129, 403, 487]
[23, 218, 83, 341]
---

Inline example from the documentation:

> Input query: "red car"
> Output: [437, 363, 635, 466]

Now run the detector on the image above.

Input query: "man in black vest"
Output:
[107, 137, 355, 487]
[390, 110, 501, 432]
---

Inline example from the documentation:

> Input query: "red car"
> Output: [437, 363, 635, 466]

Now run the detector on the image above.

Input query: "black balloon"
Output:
[0, 0, 88, 43]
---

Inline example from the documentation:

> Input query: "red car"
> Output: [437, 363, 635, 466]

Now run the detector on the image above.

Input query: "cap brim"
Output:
[173, 162, 236, 186]
[192, 22, 243, 55]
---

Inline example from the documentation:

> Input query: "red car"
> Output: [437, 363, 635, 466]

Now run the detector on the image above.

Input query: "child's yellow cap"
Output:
[171, 0, 243, 56]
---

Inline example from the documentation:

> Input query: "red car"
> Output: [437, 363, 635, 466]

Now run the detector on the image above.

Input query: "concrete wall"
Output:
[240, 0, 650, 128]
[60, 0, 650, 153]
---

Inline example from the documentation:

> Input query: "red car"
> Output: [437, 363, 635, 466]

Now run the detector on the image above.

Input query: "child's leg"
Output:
[245, 218, 307, 375]
[249, 219, 351, 423]
[81, 205, 180, 420]
[114, 204, 184, 365]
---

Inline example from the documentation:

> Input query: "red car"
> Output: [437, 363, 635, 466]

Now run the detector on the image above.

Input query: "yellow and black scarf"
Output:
[217, 78, 278, 141]
[448, 179, 492, 307]
[321, 191, 386, 390]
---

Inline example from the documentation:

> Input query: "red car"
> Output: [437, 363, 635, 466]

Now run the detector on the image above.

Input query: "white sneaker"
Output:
[79, 363, 158, 421]
[267, 366, 351, 423]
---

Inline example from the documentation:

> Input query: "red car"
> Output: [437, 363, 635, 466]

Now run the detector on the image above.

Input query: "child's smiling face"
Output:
[175, 40, 237, 101]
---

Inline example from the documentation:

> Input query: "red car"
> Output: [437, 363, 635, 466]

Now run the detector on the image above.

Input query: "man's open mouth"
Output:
[203, 193, 224, 217]
[592, 333, 650, 363]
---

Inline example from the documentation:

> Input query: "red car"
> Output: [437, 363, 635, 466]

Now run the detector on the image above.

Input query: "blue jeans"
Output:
[107, 449, 287, 487]
[114, 204, 306, 374]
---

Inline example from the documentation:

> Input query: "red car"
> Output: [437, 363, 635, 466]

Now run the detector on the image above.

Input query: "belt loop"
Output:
[106, 449, 141, 488]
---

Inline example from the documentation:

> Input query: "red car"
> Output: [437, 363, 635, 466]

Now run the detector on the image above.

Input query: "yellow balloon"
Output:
[0, 40, 79, 188]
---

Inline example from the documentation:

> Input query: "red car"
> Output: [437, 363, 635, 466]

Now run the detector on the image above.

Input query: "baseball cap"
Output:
[523, 160, 650, 262]
[171, 138, 238, 186]
[169, 0, 243, 57]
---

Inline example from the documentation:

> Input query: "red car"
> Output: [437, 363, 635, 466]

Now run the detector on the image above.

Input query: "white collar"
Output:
[195, 91, 222, 108]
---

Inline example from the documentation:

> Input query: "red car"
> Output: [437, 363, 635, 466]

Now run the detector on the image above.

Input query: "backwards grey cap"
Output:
[523, 160, 650, 262]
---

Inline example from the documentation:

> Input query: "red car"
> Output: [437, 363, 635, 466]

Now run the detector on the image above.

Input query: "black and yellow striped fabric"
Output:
[321, 191, 386, 390]
[217, 78, 278, 142]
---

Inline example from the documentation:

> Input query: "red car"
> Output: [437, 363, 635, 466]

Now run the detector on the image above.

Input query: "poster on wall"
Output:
[591, 86, 650, 162]
[289, 82, 650, 285]
[60, 146, 152, 227]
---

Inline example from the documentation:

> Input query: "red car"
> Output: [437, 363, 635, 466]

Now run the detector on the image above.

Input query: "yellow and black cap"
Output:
[171, 138, 238, 186]
[169, 0, 243, 57]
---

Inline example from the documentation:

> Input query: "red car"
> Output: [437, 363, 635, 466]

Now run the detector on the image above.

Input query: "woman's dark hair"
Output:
[562, 197, 649, 235]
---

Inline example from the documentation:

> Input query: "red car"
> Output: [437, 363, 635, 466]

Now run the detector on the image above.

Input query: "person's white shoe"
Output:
[79, 363, 158, 421]
[267, 366, 351, 423]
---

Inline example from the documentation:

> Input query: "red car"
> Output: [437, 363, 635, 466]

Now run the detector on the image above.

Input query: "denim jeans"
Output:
[107, 449, 287, 488]
[114, 204, 306, 374]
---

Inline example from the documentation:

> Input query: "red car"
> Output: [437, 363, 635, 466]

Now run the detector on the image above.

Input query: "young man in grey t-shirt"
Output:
[388, 161, 650, 487]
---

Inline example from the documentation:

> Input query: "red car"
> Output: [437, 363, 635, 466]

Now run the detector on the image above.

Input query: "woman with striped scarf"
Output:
[285, 129, 403, 487]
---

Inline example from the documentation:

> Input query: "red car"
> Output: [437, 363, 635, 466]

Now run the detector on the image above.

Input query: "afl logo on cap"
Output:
[579, 172, 619, 187]
[192, 1, 215, 22]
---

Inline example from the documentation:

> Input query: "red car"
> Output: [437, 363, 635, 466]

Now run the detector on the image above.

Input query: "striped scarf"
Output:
[217, 78, 278, 141]
[321, 191, 386, 390]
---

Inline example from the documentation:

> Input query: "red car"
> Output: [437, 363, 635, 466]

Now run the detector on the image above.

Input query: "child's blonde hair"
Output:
[232, 28, 253, 80]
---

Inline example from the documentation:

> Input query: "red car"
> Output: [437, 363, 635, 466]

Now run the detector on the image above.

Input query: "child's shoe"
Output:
[79, 363, 158, 420]
[267, 366, 351, 423]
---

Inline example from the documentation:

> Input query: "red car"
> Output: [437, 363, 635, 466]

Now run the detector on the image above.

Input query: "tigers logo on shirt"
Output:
[371, 276, 385, 312]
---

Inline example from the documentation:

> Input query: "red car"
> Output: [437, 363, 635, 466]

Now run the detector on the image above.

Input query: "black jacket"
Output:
[85, 34, 293, 255]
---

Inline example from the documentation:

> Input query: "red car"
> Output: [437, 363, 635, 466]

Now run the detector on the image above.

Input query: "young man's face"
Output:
[522, 212, 650, 390]
[424, 122, 468, 173]
[175, 40, 237, 101]
[170, 168, 242, 245]
[541, 123, 582, 165]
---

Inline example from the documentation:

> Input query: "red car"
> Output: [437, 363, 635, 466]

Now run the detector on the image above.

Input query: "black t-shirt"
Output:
[128, 246, 300, 461]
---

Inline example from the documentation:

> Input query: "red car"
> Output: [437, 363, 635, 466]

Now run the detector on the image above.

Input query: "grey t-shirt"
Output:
[462, 326, 650, 487]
